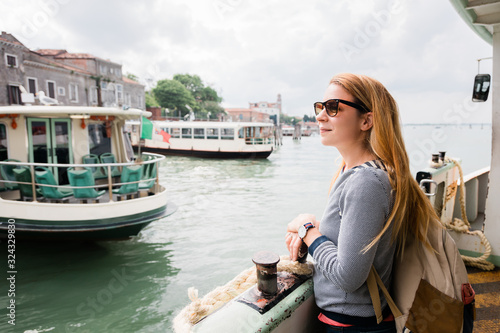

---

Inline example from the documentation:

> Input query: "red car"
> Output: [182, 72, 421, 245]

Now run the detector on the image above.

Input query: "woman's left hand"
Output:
[286, 214, 317, 233]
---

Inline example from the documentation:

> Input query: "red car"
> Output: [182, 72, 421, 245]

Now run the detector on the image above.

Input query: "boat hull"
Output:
[0, 190, 176, 241]
[134, 146, 273, 159]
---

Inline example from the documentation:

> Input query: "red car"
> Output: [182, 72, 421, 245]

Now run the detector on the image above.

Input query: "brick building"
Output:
[224, 108, 270, 122]
[248, 94, 281, 124]
[0, 32, 144, 108]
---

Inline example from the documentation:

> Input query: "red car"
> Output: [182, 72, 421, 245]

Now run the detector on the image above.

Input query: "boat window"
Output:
[194, 128, 205, 139]
[221, 128, 234, 140]
[207, 128, 218, 140]
[238, 128, 244, 139]
[171, 128, 180, 138]
[161, 127, 170, 134]
[88, 123, 111, 156]
[0, 123, 7, 160]
[182, 128, 192, 139]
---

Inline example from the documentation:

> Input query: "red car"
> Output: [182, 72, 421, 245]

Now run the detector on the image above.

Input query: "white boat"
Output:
[0, 105, 175, 240]
[173, 1, 500, 331]
[131, 120, 275, 159]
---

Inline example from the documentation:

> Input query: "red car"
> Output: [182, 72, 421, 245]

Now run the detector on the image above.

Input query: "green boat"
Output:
[0, 105, 175, 240]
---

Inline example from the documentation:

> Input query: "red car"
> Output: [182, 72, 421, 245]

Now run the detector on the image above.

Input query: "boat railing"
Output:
[0, 152, 165, 203]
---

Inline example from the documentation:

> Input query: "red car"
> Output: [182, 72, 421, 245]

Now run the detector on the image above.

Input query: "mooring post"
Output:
[252, 251, 280, 297]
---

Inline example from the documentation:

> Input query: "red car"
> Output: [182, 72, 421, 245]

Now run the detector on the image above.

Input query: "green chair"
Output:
[35, 167, 73, 203]
[139, 161, 157, 193]
[82, 154, 106, 179]
[112, 165, 142, 201]
[100, 153, 121, 178]
[0, 159, 20, 190]
[140, 155, 152, 180]
[12, 166, 42, 201]
[67, 168, 106, 203]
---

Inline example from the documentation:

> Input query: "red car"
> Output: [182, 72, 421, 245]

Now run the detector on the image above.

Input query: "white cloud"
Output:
[0, 0, 492, 122]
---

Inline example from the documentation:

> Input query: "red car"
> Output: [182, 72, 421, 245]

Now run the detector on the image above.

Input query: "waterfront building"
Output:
[0, 31, 144, 109]
[224, 107, 270, 122]
[248, 94, 281, 124]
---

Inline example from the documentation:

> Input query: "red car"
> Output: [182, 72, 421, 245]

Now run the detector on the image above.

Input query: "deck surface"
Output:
[467, 266, 500, 332]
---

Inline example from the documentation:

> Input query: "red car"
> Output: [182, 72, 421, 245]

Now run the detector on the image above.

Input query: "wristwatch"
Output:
[298, 222, 315, 239]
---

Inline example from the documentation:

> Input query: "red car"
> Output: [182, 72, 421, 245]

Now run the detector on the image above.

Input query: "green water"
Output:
[0, 125, 491, 333]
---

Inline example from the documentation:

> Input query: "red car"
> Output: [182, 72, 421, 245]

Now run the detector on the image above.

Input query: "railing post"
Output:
[155, 161, 159, 194]
[107, 165, 113, 201]
[30, 165, 36, 202]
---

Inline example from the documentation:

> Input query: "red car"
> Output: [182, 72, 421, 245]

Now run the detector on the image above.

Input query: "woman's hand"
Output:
[286, 214, 317, 233]
[285, 232, 303, 261]
[285, 214, 318, 261]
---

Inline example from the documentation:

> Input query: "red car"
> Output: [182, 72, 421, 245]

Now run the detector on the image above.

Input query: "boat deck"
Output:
[467, 266, 500, 332]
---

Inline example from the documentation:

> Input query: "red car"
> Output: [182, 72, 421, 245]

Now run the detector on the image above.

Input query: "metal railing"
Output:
[0, 153, 165, 203]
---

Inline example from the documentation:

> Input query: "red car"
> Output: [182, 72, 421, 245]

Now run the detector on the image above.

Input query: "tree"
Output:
[152, 79, 196, 118]
[126, 73, 139, 82]
[145, 91, 160, 108]
[173, 74, 223, 117]
[303, 114, 315, 122]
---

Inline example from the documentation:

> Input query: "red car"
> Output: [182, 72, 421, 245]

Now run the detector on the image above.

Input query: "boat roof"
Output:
[142, 120, 274, 128]
[0, 105, 151, 120]
[449, 0, 500, 45]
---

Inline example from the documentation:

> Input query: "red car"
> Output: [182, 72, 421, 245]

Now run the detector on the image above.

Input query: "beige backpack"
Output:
[367, 221, 475, 333]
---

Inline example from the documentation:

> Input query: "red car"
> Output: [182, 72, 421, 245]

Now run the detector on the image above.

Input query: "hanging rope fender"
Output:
[444, 157, 495, 271]
[172, 256, 313, 333]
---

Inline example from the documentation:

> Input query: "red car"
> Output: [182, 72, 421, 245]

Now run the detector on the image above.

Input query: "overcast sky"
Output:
[0, 0, 493, 123]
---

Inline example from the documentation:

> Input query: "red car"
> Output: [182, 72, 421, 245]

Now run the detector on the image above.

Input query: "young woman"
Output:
[285, 73, 438, 332]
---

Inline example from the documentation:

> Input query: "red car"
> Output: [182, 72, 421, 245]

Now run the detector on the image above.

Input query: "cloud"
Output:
[0, 0, 492, 122]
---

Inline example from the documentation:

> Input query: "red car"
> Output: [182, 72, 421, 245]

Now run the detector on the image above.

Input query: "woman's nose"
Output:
[315, 109, 327, 122]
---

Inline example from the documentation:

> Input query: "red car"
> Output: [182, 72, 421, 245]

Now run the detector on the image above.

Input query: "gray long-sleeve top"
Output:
[309, 163, 396, 318]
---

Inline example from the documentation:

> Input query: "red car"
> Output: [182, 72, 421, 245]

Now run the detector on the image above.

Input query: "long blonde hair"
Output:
[327, 73, 439, 251]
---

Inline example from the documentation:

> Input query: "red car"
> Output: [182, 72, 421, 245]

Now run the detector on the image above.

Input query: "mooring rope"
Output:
[443, 157, 494, 271]
[172, 256, 313, 332]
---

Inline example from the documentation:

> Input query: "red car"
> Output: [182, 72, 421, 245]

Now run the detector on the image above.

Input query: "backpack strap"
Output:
[367, 266, 403, 324]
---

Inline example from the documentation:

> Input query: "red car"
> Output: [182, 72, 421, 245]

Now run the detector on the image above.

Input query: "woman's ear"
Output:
[360, 112, 374, 132]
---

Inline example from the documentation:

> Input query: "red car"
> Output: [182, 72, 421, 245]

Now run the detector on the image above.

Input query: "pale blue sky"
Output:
[0, 0, 493, 123]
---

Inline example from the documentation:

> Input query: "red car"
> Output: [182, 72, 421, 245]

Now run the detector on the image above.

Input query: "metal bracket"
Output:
[419, 179, 438, 197]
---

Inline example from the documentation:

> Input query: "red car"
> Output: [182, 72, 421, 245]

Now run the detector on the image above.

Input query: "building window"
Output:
[27, 77, 37, 94]
[46, 80, 56, 99]
[0, 123, 7, 161]
[90, 87, 98, 105]
[58, 87, 65, 96]
[115, 84, 123, 103]
[99, 64, 107, 75]
[5, 54, 17, 68]
[110, 68, 114, 74]
[137, 95, 143, 108]
[125, 93, 131, 106]
[7, 85, 21, 105]
[69, 83, 78, 103]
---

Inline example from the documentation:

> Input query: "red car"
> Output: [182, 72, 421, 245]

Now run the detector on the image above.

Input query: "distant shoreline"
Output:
[402, 123, 491, 126]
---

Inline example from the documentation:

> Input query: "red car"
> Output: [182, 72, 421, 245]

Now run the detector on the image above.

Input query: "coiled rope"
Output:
[172, 256, 313, 333]
[442, 157, 495, 271]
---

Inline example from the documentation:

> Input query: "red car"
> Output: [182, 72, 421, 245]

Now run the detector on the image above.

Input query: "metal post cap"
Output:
[252, 251, 280, 266]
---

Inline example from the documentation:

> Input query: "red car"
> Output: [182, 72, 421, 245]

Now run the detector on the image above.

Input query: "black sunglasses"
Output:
[314, 99, 370, 117]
